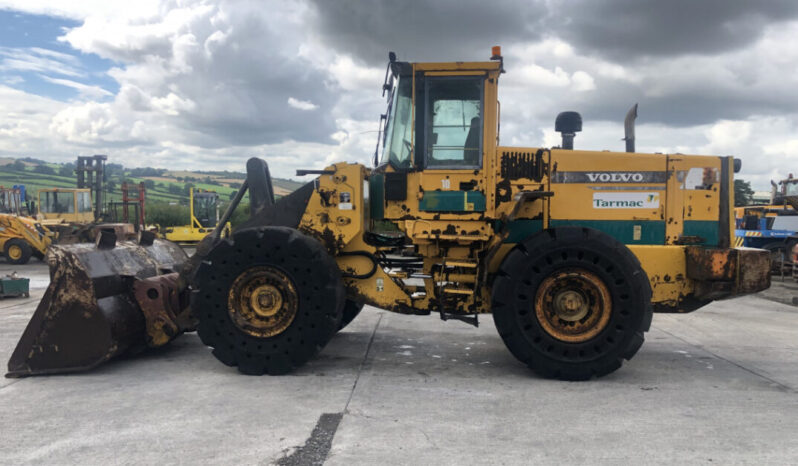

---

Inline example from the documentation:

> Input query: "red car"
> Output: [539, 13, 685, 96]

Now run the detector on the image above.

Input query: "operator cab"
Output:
[372, 49, 503, 222]
[193, 191, 220, 228]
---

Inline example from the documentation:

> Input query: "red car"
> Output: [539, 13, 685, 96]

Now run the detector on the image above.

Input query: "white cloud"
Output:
[0, 0, 795, 193]
[702, 120, 752, 153]
[570, 71, 596, 92]
[150, 92, 195, 115]
[0, 46, 83, 77]
[287, 97, 318, 111]
[40, 76, 113, 99]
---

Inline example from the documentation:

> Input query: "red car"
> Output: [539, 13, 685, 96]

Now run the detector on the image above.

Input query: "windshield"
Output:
[380, 76, 413, 168]
[40, 191, 75, 213]
[194, 194, 218, 228]
[425, 77, 482, 168]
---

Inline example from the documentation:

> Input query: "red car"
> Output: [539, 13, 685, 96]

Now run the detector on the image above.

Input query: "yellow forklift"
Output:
[163, 188, 231, 244]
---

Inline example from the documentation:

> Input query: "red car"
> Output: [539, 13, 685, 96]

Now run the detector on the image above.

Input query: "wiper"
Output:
[381, 51, 397, 97]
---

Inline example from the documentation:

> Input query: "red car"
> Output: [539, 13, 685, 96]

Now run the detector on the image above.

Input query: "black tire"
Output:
[491, 227, 653, 381]
[339, 300, 364, 330]
[192, 226, 345, 375]
[4, 239, 32, 265]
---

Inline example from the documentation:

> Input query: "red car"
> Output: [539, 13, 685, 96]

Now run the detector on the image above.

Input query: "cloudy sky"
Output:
[1, 0, 797, 189]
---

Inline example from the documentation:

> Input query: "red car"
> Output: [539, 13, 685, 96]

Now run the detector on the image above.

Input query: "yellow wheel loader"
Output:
[0, 214, 51, 265]
[163, 188, 232, 244]
[7, 48, 770, 380]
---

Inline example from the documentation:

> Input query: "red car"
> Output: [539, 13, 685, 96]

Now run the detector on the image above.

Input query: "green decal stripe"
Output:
[369, 174, 385, 220]
[419, 191, 486, 212]
[498, 219, 544, 243]
[549, 219, 666, 245]
[682, 220, 719, 246]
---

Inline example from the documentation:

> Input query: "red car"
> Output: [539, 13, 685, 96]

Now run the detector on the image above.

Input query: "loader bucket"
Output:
[6, 232, 191, 377]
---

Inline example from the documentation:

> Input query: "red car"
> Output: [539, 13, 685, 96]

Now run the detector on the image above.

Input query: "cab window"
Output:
[77, 192, 92, 213]
[381, 76, 413, 169]
[41, 191, 75, 213]
[424, 77, 483, 168]
[682, 167, 717, 190]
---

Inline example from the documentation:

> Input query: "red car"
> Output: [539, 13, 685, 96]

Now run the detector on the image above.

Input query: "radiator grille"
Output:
[500, 149, 544, 181]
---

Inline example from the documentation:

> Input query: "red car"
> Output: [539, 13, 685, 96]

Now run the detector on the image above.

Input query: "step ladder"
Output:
[436, 258, 480, 326]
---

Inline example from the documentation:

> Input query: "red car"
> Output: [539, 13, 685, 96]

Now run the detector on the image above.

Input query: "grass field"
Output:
[0, 158, 303, 227]
[0, 161, 302, 205]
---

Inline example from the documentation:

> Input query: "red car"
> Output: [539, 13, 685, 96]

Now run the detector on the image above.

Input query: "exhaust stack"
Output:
[624, 103, 638, 153]
[555, 111, 582, 150]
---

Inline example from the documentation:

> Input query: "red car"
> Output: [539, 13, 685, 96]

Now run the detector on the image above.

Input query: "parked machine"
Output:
[1, 185, 52, 265]
[0, 185, 29, 216]
[735, 175, 798, 272]
[0, 214, 51, 264]
[163, 187, 231, 244]
[35, 155, 137, 243]
[7, 48, 770, 381]
[108, 182, 147, 231]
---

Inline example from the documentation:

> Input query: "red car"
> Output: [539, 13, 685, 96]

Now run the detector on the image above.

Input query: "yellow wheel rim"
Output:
[7, 244, 23, 260]
[249, 284, 283, 318]
[228, 266, 298, 338]
[534, 269, 612, 343]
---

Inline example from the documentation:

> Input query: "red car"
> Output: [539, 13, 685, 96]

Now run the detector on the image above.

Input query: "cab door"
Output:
[666, 155, 725, 246]
[416, 73, 493, 218]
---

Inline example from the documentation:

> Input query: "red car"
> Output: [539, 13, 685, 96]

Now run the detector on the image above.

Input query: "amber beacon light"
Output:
[491, 45, 502, 59]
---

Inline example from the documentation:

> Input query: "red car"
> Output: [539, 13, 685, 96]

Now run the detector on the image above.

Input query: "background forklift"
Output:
[36, 155, 138, 243]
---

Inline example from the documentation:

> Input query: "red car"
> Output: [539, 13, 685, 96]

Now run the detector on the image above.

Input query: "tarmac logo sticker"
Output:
[592, 192, 660, 209]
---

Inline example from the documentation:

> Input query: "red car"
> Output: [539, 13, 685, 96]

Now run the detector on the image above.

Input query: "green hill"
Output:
[0, 157, 301, 204]
[0, 156, 304, 227]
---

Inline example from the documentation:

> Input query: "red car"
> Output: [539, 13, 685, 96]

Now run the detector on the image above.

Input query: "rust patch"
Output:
[133, 273, 193, 348]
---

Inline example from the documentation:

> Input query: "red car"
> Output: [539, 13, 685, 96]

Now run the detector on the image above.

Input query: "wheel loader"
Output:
[0, 214, 51, 265]
[7, 47, 770, 381]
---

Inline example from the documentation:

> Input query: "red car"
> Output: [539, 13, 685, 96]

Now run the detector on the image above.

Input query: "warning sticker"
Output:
[592, 192, 660, 209]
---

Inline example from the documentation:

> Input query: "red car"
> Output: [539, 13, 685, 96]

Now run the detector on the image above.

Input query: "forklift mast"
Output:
[76, 155, 107, 221]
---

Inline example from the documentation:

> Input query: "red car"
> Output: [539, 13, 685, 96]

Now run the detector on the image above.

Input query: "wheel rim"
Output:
[228, 266, 298, 338]
[534, 269, 612, 343]
[7, 244, 23, 260]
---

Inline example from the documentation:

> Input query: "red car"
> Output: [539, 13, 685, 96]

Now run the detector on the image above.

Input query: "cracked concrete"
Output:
[1, 260, 797, 464]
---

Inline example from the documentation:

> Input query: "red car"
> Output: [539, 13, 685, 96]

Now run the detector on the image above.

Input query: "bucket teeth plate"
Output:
[6, 239, 189, 377]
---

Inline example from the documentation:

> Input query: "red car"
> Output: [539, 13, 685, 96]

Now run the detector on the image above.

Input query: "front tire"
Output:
[192, 227, 345, 375]
[491, 227, 653, 381]
[338, 300, 364, 330]
[4, 239, 32, 265]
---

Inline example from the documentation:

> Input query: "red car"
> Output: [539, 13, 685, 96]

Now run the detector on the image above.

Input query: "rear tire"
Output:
[4, 239, 32, 265]
[192, 227, 345, 375]
[491, 227, 652, 381]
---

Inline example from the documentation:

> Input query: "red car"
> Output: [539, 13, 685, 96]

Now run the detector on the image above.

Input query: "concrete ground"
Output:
[1, 259, 797, 465]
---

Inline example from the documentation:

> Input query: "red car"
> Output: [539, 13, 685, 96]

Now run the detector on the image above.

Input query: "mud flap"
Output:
[6, 233, 191, 377]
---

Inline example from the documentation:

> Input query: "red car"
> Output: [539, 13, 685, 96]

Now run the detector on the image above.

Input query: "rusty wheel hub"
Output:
[228, 266, 298, 338]
[534, 269, 612, 343]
